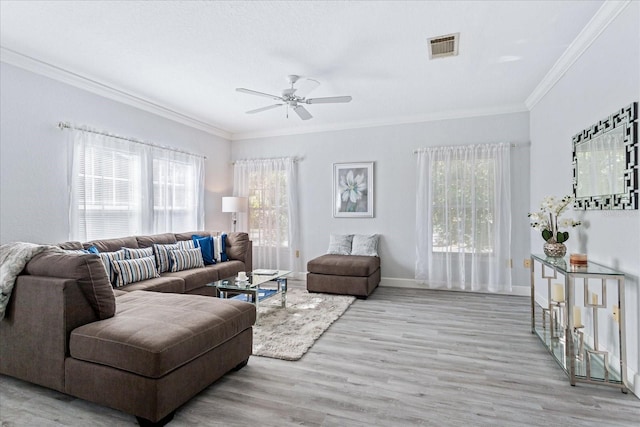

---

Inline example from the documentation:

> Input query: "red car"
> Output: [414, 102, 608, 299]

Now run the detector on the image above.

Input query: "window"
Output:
[248, 169, 289, 247]
[69, 129, 203, 241]
[233, 158, 300, 271]
[153, 156, 200, 232]
[431, 157, 495, 253]
[415, 143, 512, 292]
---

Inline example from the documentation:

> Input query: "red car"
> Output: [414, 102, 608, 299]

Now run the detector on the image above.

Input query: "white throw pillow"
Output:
[350, 234, 379, 256]
[327, 234, 353, 255]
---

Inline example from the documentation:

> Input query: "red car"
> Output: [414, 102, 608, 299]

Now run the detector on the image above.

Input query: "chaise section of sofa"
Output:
[66, 291, 255, 424]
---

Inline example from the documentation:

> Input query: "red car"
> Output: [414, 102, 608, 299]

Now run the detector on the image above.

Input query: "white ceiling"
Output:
[0, 0, 607, 140]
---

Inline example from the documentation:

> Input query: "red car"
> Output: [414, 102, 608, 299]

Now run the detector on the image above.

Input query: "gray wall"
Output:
[0, 62, 233, 245]
[231, 112, 531, 289]
[529, 3, 639, 393]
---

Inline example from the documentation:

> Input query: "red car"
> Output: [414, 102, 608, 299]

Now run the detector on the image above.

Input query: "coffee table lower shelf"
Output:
[209, 271, 290, 323]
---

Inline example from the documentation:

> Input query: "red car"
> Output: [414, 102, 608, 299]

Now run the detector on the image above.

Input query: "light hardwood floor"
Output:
[1, 285, 638, 426]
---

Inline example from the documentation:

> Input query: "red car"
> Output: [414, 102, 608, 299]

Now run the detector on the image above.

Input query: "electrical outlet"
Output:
[613, 305, 619, 324]
[523, 259, 531, 269]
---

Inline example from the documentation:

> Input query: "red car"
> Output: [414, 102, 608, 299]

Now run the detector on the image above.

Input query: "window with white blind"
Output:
[69, 128, 204, 241]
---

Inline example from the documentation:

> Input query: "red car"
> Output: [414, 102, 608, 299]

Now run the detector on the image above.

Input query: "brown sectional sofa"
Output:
[0, 231, 256, 426]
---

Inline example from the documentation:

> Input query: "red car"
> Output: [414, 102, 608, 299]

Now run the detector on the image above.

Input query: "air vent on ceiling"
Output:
[428, 33, 459, 59]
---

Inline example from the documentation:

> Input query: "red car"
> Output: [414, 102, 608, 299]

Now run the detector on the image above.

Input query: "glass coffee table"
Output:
[208, 270, 290, 321]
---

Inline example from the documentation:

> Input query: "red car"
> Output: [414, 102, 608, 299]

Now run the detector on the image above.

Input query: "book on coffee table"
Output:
[252, 269, 278, 275]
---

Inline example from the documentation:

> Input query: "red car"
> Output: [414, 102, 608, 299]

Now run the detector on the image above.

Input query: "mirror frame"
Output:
[572, 102, 638, 210]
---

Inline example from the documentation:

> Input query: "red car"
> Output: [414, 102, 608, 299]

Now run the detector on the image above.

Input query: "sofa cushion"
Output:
[174, 230, 215, 241]
[307, 254, 380, 277]
[69, 291, 256, 378]
[162, 265, 219, 292]
[24, 252, 115, 319]
[117, 276, 185, 293]
[84, 236, 138, 253]
[57, 241, 84, 250]
[136, 232, 177, 248]
[225, 232, 249, 263]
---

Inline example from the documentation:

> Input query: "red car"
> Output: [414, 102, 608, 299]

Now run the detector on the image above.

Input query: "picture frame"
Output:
[333, 162, 374, 218]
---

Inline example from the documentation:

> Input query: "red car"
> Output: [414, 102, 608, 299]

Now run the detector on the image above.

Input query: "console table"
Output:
[530, 254, 628, 392]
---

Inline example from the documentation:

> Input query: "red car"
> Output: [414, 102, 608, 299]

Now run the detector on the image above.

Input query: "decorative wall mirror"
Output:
[572, 102, 638, 210]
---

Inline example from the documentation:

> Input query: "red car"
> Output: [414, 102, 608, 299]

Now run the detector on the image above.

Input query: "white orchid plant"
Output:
[528, 195, 581, 244]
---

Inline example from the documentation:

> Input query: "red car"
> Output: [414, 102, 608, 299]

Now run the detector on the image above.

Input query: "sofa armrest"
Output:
[0, 275, 98, 392]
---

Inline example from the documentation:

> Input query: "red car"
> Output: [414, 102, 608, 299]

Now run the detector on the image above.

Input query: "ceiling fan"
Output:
[236, 75, 352, 120]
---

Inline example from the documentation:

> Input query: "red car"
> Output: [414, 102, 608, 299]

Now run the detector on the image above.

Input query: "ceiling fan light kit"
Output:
[236, 75, 352, 120]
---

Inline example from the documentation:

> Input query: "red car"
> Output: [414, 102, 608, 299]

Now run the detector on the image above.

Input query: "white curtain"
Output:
[68, 127, 204, 241]
[415, 143, 512, 293]
[233, 158, 300, 272]
[151, 147, 204, 234]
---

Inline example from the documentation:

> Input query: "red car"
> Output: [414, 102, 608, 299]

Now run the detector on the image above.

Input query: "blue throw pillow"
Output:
[192, 235, 215, 265]
[86, 245, 100, 254]
[220, 233, 228, 262]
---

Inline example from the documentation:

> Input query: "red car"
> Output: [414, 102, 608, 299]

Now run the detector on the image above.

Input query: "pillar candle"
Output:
[552, 284, 565, 302]
[573, 306, 582, 327]
[591, 292, 598, 305]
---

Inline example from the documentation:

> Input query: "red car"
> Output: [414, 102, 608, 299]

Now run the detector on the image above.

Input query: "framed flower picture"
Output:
[333, 162, 374, 218]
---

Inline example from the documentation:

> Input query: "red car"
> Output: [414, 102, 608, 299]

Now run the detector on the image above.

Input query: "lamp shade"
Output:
[222, 196, 248, 213]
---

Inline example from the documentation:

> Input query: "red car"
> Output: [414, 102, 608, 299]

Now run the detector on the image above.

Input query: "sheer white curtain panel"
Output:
[415, 143, 512, 293]
[68, 128, 203, 241]
[233, 158, 300, 272]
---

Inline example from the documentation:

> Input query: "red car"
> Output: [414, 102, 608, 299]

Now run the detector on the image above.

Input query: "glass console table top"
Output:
[531, 254, 625, 276]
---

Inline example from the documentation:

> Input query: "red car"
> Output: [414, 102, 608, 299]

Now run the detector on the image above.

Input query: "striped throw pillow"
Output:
[153, 243, 179, 273]
[99, 250, 126, 285]
[177, 240, 196, 250]
[169, 248, 204, 272]
[111, 256, 159, 287]
[122, 247, 154, 259]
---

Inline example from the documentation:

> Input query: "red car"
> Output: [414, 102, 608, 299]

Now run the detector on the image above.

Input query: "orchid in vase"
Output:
[528, 195, 581, 245]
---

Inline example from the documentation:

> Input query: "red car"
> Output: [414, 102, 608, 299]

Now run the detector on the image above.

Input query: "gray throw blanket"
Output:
[0, 242, 62, 320]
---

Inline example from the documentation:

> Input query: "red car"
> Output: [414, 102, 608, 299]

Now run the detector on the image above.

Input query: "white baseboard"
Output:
[380, 277, 530, 296]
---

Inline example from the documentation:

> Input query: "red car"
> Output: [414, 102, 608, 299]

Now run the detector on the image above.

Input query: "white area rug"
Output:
[252, 283, 355, 361]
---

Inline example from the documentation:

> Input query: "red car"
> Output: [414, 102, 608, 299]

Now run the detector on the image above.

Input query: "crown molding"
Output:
[525, 0, 632, 110]
[230, 104, 529, 141]
[0, 46, 232, 140]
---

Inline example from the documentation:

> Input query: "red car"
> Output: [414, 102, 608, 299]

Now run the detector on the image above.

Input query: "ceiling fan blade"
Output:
[295, 78, 320, 98]
[305, 96, 352, 104]
[246, 104, 283, 114]
[236, 88, 283, 101]
[293, 105, 313, 120]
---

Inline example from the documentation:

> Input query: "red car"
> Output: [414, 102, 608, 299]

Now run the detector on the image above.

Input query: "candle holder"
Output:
[573, 325, 584, 361]
[549, 300, 565, 340]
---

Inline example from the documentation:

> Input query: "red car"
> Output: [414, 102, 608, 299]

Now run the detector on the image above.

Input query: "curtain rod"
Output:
[58, 122, 207, 160]
[413, 141, 530, 154]
[231, 156, 303, 165]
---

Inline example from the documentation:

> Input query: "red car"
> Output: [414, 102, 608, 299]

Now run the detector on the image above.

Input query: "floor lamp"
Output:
[222, 196, 248, 232]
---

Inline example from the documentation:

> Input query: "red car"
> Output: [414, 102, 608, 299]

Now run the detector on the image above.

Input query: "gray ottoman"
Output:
[306, 254, 380, 298]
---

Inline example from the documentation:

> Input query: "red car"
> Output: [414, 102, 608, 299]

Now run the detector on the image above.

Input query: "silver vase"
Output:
[544, 241, 567, 258]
